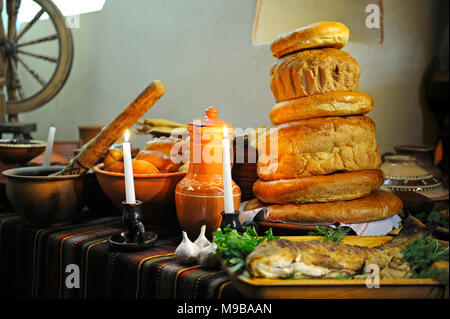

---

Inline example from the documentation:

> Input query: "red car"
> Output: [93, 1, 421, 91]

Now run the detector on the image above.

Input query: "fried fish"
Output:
[245, 227, 423, 279]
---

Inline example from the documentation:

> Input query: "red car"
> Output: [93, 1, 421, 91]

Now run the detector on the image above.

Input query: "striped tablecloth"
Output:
[0, 209, 240, 299]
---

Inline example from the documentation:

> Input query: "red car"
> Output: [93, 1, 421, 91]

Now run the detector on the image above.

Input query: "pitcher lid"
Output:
[189, 106, 233, 129]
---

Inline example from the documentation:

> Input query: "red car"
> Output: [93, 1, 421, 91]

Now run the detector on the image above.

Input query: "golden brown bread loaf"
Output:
[269, 91, 374, 125]
[244, 190, 402, 224]
[131, 159, 160, 174]
[270, 21, 350, 58]
[253, 169, 385, 204]
[144, 136, 183, 156]
[270, 48, 361, 103]
[257, 116, 381, 181]
[136, 150, 182, 172]
[103, 148, 123, 169]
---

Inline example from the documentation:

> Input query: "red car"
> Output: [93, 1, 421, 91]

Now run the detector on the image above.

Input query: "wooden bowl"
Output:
[0, 139, 46, 164]
[2, 166, 85, 226]
[93, 164, 186, 227]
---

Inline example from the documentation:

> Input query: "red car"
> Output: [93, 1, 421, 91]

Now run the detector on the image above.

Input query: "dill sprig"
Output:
[308, 226, 350, 243]
[402, 236, 449, 283]
[402, 236, 449, 271]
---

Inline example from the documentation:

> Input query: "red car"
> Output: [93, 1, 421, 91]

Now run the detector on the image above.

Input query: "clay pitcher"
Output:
[175, 107, 241, 239]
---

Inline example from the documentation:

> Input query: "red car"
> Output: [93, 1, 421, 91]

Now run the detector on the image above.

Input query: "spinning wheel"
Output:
[0, 0, 73, 127]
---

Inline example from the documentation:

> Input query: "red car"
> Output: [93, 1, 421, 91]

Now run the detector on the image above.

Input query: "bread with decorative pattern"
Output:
[270, 48, 360, 103]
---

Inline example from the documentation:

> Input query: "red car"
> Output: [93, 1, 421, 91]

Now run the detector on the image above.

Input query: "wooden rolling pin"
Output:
[55, 80, 165, 176]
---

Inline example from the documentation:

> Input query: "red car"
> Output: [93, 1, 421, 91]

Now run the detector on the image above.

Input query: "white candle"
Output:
[222, 126, 234, 214]
[123, 129, 136, 204]
[43, 126, 56, 167]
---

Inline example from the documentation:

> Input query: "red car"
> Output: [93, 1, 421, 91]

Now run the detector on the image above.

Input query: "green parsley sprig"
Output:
[213, 225, 278, 273]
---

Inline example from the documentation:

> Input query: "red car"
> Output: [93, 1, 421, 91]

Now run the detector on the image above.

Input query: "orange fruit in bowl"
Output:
[105, 161, 124, 173]
[132, 159, 160, 174]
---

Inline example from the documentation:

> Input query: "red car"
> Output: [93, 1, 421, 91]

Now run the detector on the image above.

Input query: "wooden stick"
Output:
[55, 80, 166, 175]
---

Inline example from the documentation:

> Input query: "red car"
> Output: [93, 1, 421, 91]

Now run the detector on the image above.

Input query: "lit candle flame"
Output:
[124, 129, 130, 142]
[223, 126, 228, 139]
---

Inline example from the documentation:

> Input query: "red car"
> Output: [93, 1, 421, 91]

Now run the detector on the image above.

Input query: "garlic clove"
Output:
[197, 242, 220, 270]
[175, 231, 200, 265]
[194, 225, 211, 249]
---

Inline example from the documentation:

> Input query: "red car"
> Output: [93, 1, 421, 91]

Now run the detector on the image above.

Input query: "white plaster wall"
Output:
[17, 0, 446, 155]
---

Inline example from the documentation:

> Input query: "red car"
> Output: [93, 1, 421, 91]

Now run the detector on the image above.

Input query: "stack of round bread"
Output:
[246, 21, 402, 224]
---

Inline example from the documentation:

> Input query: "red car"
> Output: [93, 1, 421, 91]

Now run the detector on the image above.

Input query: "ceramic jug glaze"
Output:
[175, 107, 241, 239]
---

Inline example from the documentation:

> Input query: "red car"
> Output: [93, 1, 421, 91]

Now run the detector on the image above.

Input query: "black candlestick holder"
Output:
[220, 210, 258, 233]
[109, 200, 158, 251]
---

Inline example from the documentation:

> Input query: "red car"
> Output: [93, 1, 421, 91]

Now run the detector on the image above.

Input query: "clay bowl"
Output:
[93, 164, 186, 227]
[0, 139, 46, 164]
[380, 155, 449, 200]
[2, 166, 85, 226]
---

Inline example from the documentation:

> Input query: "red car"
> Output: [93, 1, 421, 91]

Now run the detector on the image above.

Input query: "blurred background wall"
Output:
[17, 0, 449, 155]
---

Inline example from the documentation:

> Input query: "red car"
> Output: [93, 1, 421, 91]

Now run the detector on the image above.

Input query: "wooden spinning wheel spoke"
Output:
[15, 8, 46, 42]
[16, 55, 45, 86]
[16, 49, 57, 63]
[16, 34, 58, 48]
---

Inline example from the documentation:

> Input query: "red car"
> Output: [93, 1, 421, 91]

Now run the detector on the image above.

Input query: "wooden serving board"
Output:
[225, 236, 448, 299]
[284, 235, 392, 246]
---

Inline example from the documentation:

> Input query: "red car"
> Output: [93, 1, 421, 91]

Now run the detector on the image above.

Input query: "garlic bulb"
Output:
[194, 225, 211, 249]
[175, 231, 200, 265]
[197, 242, 220, 270]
